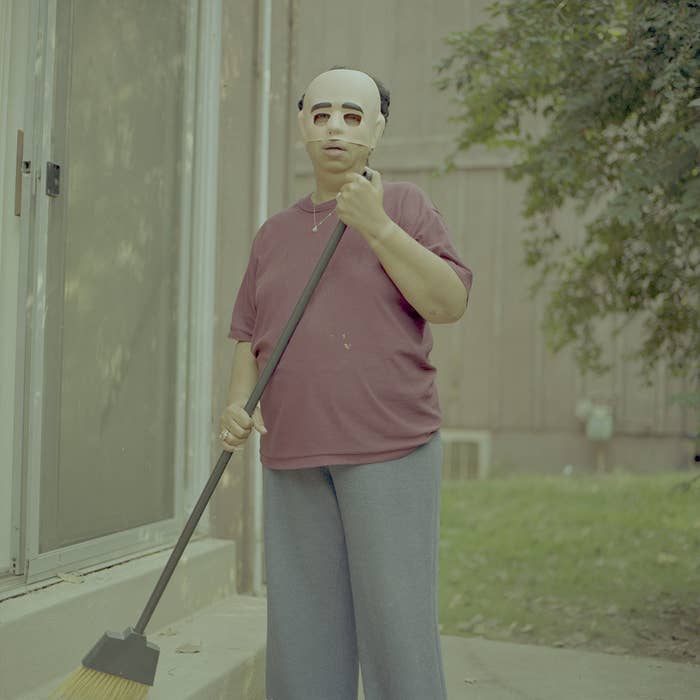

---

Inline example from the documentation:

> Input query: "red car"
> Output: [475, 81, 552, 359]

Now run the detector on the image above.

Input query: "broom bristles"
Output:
[49, 665, 150, 700]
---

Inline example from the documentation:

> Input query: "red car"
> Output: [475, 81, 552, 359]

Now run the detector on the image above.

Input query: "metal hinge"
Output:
[46, 161, 61, 197]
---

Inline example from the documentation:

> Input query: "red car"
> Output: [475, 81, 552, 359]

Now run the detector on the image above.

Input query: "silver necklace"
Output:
[312, 198, 336, 232]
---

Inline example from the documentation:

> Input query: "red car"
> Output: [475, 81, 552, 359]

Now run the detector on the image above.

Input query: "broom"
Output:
[50, 172, 371, 699]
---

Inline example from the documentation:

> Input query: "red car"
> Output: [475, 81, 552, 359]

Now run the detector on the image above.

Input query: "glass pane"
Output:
[40, 0, 189, 551]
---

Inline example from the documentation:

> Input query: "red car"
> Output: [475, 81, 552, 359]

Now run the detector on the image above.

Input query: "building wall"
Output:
[213, 0, 258, 592]
[212, 0, 298, 591]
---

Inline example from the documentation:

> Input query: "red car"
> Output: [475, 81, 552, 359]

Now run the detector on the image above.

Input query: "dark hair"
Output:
[297, 66, 390, 125]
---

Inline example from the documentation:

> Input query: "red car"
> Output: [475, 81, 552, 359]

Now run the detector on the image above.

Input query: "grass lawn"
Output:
[438, 471, 700, 664]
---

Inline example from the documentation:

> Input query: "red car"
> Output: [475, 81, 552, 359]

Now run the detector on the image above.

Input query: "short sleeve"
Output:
[398, 183, 473, 303]
[228, 247, 258, 341]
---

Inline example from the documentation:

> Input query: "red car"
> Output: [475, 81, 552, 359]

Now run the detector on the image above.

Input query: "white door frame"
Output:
[3, 0, 220, 590]
[0, 0, 36, 579]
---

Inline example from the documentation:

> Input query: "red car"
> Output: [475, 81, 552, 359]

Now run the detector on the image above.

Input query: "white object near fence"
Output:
[440, 429, 492, 480]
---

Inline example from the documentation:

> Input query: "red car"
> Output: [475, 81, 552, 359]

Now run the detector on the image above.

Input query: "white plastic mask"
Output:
[298, 69, 385, 149]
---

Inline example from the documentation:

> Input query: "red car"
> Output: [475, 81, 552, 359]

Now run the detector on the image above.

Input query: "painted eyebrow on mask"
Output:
[310, 101, 364, 113]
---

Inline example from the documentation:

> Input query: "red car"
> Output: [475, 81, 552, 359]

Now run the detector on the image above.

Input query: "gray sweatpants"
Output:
[262, 431, 447, 700]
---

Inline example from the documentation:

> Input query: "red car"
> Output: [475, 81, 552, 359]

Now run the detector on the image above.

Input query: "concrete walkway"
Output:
[431, 635, 700, 700]
[13, 593, 700, 699]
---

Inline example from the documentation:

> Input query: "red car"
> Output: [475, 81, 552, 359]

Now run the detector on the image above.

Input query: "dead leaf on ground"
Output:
[656, 552, 678, 565]
[564, 632, 589, 645]
[603, 645, 629, 654]
[56, 572, 85, 584]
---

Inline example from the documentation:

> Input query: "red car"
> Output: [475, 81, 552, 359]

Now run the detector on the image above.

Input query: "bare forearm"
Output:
[227, 341, 259, 405]
[368, 219, 468, 323]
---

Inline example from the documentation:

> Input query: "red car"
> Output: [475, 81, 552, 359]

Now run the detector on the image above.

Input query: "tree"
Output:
[435, 0, 700, 388]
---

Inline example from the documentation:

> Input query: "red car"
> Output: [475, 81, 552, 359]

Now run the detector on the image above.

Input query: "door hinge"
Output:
[46, 161, 61, 197]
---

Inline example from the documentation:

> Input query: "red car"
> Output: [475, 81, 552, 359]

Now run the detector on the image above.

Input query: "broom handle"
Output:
[134, 173, 370, 635]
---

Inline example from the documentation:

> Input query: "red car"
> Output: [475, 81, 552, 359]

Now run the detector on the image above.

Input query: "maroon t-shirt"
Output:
[228, 181, 473, 469]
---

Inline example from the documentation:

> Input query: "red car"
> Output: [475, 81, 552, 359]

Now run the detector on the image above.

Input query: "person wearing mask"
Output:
[220, 67, 473, 700]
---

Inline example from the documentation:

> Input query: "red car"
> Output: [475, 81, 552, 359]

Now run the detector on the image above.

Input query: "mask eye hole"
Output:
[313, 113, 330, 125]
[344, 113, 362, 126]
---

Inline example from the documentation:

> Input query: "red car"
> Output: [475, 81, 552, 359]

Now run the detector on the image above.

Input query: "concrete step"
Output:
[16, 627, 700, 699]
[13, 593, 267, 700]
[0, 538, 252, 699]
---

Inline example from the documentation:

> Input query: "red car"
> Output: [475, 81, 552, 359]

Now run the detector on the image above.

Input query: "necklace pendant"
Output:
[312, 225, 318, 232]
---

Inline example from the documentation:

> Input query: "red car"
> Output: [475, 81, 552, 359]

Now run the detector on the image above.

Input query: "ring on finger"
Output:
[219, 428, 231, 441]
